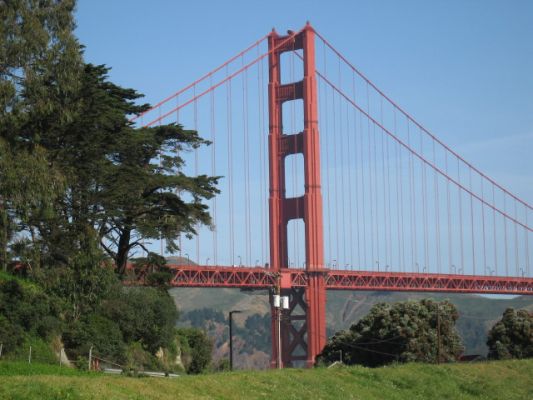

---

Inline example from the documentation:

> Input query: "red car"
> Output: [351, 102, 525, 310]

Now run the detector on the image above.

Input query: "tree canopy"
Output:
[487, 308, 532, 360]
[317, 299, 464, 367]
[1, 4, 218, 275]
[0, 0, 219, 372]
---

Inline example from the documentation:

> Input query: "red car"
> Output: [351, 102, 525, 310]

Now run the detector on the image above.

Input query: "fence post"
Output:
[28, 346, 32, 364]
[0, 343, 3, 358]
[88, 346, 93, 371]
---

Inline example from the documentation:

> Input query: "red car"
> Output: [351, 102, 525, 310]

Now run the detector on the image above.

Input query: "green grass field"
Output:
[0, 359, 531, 400]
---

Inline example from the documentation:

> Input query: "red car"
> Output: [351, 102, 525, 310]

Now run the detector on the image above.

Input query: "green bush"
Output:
[176, 328, 213, 374]
[487, 308, 533, 360]
[62, 314, 126, 364]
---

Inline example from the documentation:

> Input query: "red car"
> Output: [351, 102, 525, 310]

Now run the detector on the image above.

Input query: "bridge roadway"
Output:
[141, 264, 533, 295]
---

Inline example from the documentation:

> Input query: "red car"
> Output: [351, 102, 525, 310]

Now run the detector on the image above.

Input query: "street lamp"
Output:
[229, 310, 242, 371]
[206, 257, 210, 266]
[376, 260, 380, 272]
[272, 293, 289, 369]
[185, 253, 190, 265]
[237, 255, 242, 267]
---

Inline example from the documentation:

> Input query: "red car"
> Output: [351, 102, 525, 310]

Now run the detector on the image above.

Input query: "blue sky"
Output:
[74, 1, 532, 275]
[75, 0, 532, 201]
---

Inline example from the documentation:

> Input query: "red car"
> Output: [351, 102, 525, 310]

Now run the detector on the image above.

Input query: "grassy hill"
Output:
[1, 359, 532, 399]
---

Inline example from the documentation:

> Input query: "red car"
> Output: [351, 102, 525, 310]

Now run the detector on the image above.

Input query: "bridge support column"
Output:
[268, 23, 326, 368]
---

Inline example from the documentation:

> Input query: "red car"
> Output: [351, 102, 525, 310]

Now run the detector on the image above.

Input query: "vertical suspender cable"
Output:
[446, 152, 452, 273]
[492, 184, 498, 275]
[514, 199, 519, 276]
[373, 122, 380, 270]
[332, 73, 340, 266]
[242, 56, 251, 266]
[210, 74, 218, 265]
[367, 84, 375, 269]
[433, 141, 441, 273]
[159, 107, 164, 257]
[380, 98, 389, 269]
[525, 205, 530, 275]
[469, 167, 476, 275]
[352, 73, 361, 268]
[346, 96, 354, 268]
[481, 177, 487, 274]
[407, 120, 416, 271]
[323, 45, 332, 266]
[420, 132, 428, 272]
[458, 159, 464, 273]
[360, 100, 367, 268]
[338, 57, 347, 267]
[257, 49, 265, 266]
[194, 85, 199, 264]
[176, 95, 182, 259]
[227, 68, 235, 265]
[504, 194, 509, 275]
[386, 122, 392, 270]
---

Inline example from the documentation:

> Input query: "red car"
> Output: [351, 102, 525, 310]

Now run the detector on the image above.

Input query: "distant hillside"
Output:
[169, 287, 533, 368]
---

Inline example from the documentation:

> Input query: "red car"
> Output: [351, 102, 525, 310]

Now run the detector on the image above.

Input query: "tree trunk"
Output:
[116, 227, 131, 276]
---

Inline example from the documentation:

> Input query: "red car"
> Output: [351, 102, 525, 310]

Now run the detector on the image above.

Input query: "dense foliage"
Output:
[487, 308, 532, 360]
[176, 328, 213, 374]
[0, 0, 218, 373]
[1, 0, 218, 274]
[317, 299, 464, 367]
[0, 277, 62, 361]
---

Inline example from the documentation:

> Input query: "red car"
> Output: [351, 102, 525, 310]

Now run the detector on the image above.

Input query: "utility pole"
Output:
[229, 310, 242, 370]
[272, 293, 289, 368]
[436, 304, 441, 364]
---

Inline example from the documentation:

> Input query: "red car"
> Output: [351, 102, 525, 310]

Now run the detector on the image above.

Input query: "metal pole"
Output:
[437, 304, 441, 364]
[28, 346, 32, 363]
[229, 310, 241, 370]
[277, 307, 281, 369]
[229, 312, 234, 370]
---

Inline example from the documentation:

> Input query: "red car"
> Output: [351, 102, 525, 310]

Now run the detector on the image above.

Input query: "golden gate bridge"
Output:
[130, 23, 532, 367]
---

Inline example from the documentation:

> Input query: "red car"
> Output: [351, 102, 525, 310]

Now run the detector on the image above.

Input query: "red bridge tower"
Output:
[268, 23, 326, 368]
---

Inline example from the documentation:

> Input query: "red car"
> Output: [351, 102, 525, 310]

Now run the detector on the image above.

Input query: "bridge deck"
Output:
[138, 264, 533, 295]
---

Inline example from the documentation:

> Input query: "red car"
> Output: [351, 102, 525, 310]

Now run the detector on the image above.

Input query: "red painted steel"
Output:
[267, 23, 327, 368]
[157, 264, 533, 295]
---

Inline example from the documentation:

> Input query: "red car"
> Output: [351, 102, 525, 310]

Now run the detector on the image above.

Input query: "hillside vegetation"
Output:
[172, 287, 533, 369]
[0, 359, 531, 400]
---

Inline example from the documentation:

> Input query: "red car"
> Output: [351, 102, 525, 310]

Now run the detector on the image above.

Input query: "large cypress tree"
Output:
[1, 1, 218, 275]
[0, 0, 82, 270]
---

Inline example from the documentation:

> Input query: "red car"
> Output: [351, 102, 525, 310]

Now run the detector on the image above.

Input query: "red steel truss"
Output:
[160, 264, 533, 295]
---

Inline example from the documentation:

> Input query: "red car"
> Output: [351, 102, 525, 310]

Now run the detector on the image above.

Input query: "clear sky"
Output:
[75, 0, 532, 202]
[76, 0, 533, 276]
